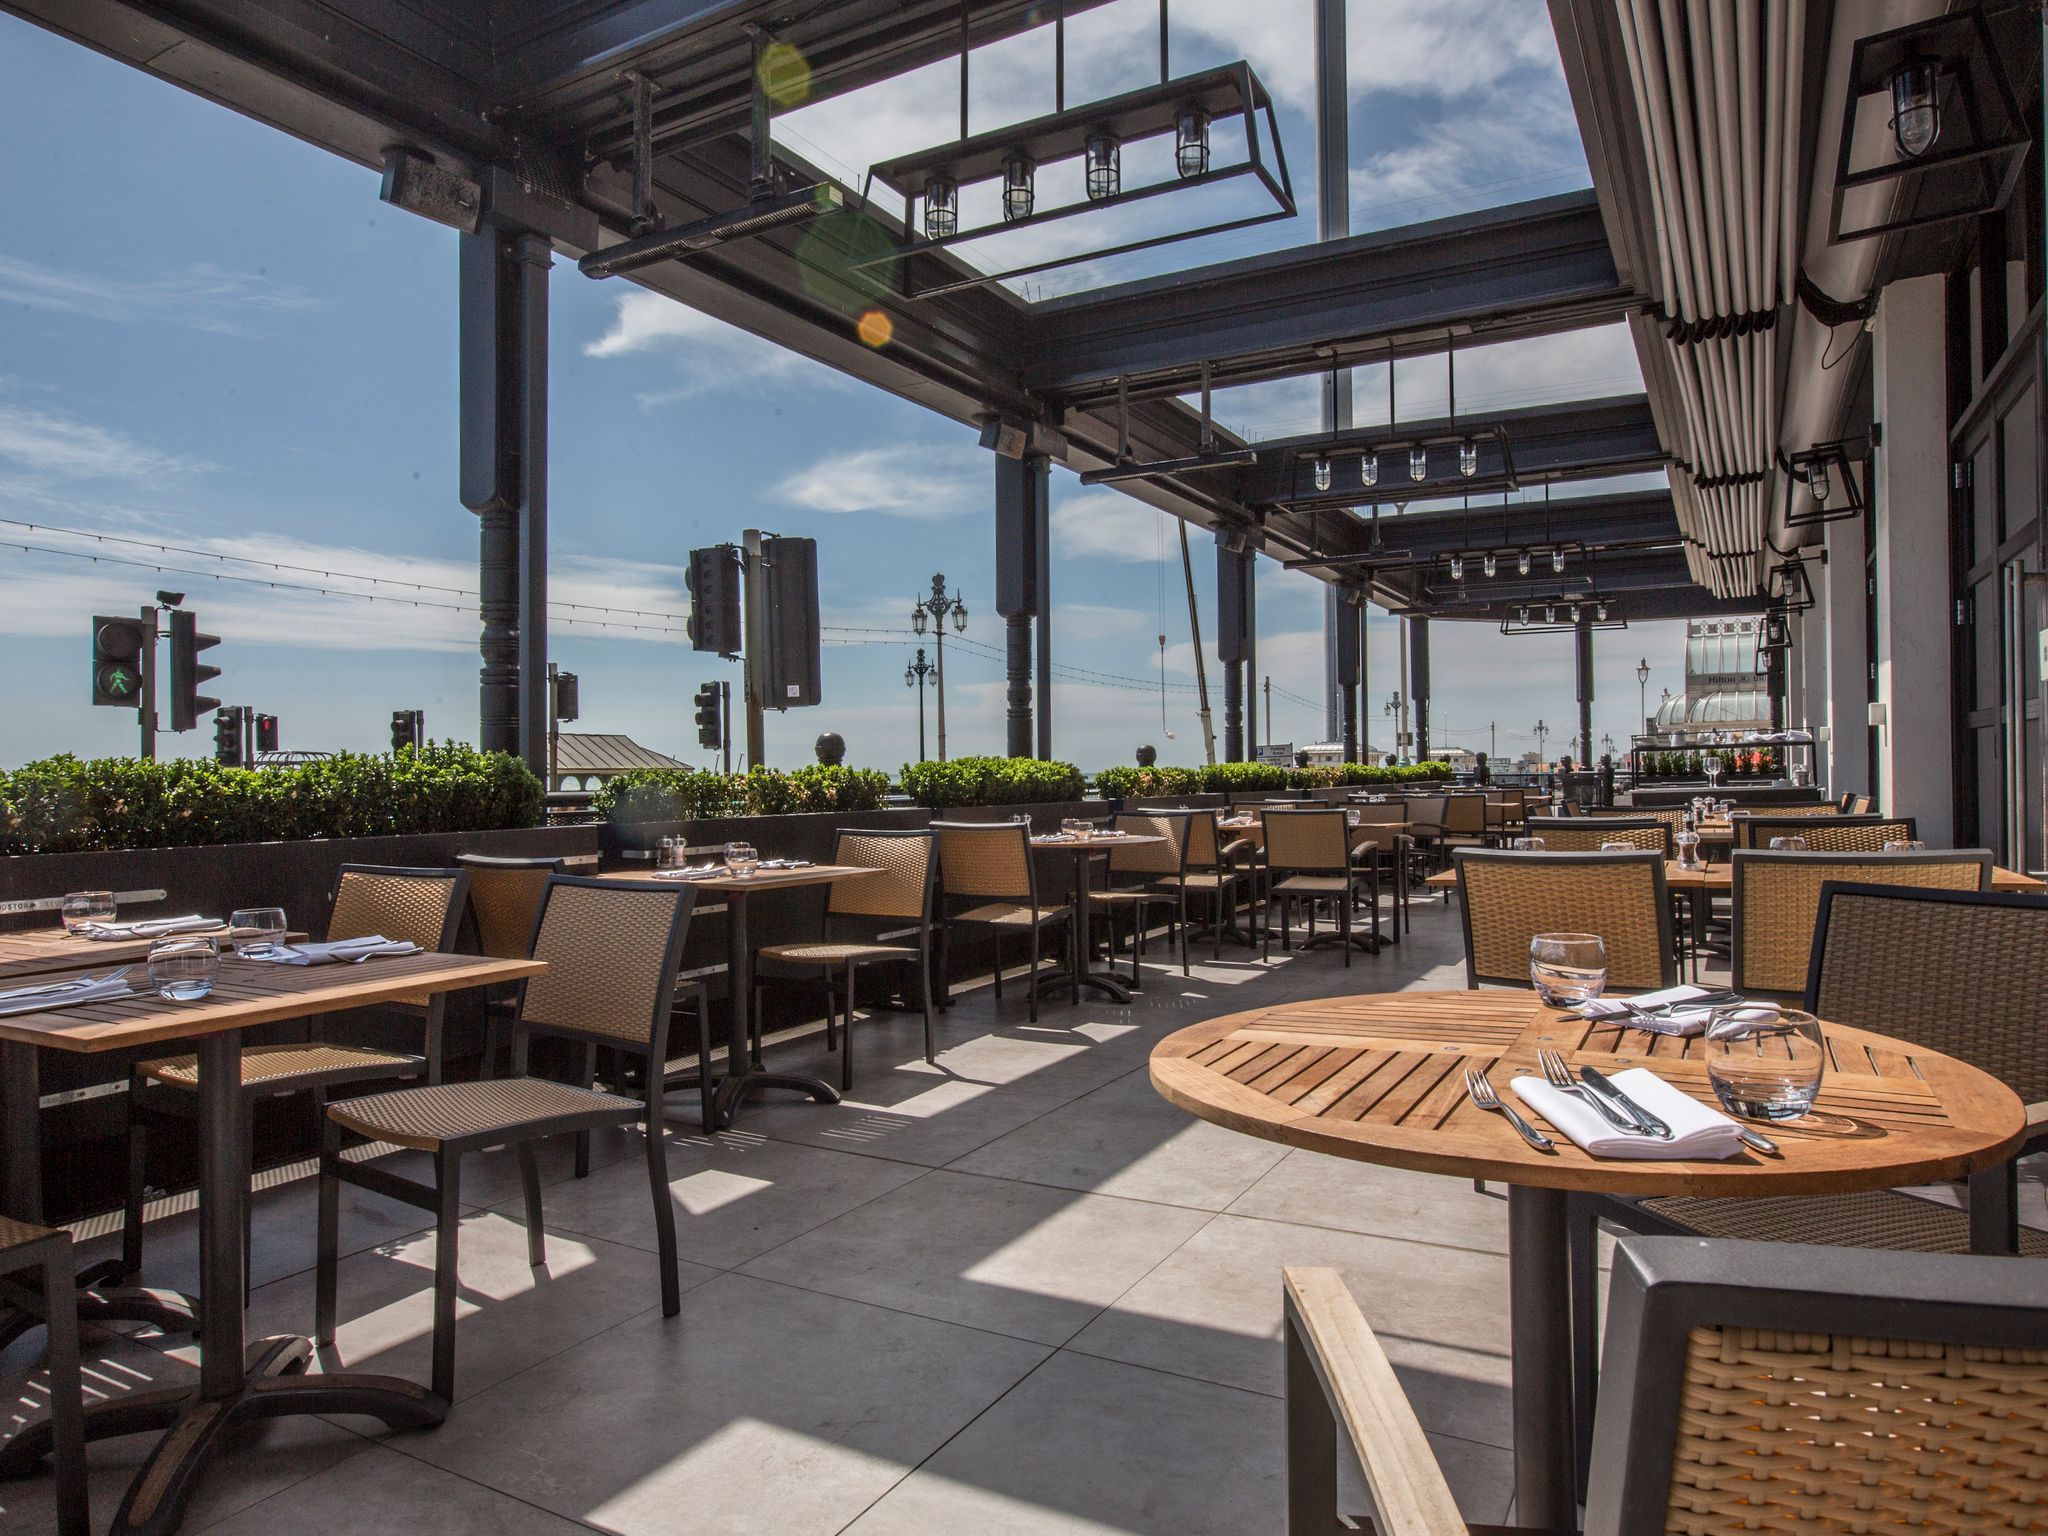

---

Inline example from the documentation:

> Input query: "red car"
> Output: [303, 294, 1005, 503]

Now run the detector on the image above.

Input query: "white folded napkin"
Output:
[1509, 1067, 1744, 1160]
[1573, 984, 1720, 1037]
[243, 936, 420, 966]
[0, 974, 135, 1016]
[655, 866, 727, 881]
[80, 915, 219, 941]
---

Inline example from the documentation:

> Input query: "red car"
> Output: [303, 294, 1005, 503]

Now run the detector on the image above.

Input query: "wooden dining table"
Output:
[0, 922, 300, 983]
[1029, 833, 1166, 1004]
[1424, 859, 2047, 892]
[1150, 989, 2026, 1533]
[0, 948, 542, 1536]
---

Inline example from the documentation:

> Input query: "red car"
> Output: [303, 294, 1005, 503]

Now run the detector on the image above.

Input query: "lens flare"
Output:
[857, 309, 893, 349]
[759, 42, 812, 108]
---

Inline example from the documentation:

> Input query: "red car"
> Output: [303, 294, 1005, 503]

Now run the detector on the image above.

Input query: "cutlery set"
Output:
[1463, 1043, 1779, 1157]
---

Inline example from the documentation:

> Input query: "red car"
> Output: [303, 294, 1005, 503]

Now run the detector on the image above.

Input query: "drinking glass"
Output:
[229, 907, 287, 957]
[1768, 836, 1808, 851]
[1883, 839, 1927, 851]
[1510, 836, 1547, 851]
[1060, 817, 1090, 841]
[723, 842, 759, 879]
[1599, 839, 1633, 851]
[1704, 1005, 1825, 1120]
[61, 891, 116, 935]
[1529, 933, 1608, 1007]
[149, 934, 220, 1002]
[1674, 830, 1702, 869]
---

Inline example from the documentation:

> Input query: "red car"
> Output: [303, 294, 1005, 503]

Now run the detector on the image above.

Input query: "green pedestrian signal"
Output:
[91, 614, 149, 708]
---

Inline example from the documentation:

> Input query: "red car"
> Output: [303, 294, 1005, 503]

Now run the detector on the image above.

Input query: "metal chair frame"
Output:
[1089, 811, 1195, 986]
[0, 1221, 89, 1536]
[1453, 848, 1676, 991]
[933, 820, 1074, 1023]
[1261, 809, 1377, 966]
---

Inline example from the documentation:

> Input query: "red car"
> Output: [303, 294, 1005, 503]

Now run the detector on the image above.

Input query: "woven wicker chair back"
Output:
[1600, 805, 1689, 836]
[1731, 803, 1841, 822]
[1407, 794, 1448, 828]
[1263, 809, 1349, 874]
[1810, 886, 2048, 1105]
[1526, 818, 1670, 856]
[519, 881, 688, 1047]
[1350, 801, 1406, 824]
[1737, 816, 1916, 852]
[1111, 813, 1187, 874]
[827, 831, 933, 919]
[1441, 795, 1488, 836]
[458, 858, 563, 959]
[1849, 794, 1874, 813]
[1183, 811, 1225, 868]
[329, 867, 464, 951]
[1457, 852, 1673, 990]
[934, 821, 1034, 901]
[1732, 851, 1992, 994]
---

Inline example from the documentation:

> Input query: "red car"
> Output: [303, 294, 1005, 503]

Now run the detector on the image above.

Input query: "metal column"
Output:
[1219, 537, 1251, 762]
[1576, 620, 1595, 765]
[459, 228, 552, 775]
[1314, 0, 1351, 750]
[1033, 454, 1052, 760]
[994, 452, 1038, 758]
[1408, 617, 1431, 762]
[1333, 597, 1360, 760]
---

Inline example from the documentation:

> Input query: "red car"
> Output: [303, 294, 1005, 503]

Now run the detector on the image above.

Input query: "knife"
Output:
[1579, 1066, 1672, 1139]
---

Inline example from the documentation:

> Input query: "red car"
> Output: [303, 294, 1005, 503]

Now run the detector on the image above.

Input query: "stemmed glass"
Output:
[1529, 933, 1608, 1007]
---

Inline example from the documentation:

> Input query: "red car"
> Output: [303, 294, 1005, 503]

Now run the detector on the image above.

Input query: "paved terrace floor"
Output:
[6, 897, 2044, 1534]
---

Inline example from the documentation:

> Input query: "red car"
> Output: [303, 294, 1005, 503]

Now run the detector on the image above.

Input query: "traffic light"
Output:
[90, 614, 147, 707]
[213, 707, 243, 767]
[390, 709, 424, 754]
[554, 671, 579, 723]
[758, 535, 822, 708]
[694, 683, 722, 751]
[254, 713, 279, 755]
[685, 545, 742, 656]
[167, 609, 222, 732]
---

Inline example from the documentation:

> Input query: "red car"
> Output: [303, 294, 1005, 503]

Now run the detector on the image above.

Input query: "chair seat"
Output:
[0, 1214, 61, 1258]
[1157, 872, 1236, 890]
[140, 1042, 421, 1092]
[327, 1077, 642, 1151]
[1273, 875, 1352, 895]
[759, 940, 916, 966]
[1637, 1188, 2048, 1257]
[954, 902, 1070, 927]
[1089, 887, 1173, 903]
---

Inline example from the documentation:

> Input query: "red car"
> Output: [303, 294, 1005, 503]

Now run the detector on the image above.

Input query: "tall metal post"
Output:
[459, 227, 551, 776]
[1409, 616, 1431, 762]
[1314, 0, 1352, 750]
[1033, 455, 1052, 760]
[1575, 620, 1595, 766]
[1219, 536, 1250, 762]
[1245, 550, 1258, 759]
[994, 451, 1047, 758]
[138, 603, 158, 762]
[743, 530, 769, 768]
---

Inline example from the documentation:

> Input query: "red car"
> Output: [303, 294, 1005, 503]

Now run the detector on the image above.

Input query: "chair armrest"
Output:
[2024, 1100, 2048, 1153]
[1221, 838, 1257, 863]
[1282, 1267, 1468, 1536]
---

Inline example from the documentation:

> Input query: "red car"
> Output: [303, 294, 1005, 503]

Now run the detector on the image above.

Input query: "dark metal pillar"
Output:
[1334, 597, 1360, 761]
[994, 452, 1038, 757]
[1576, 620, 1595, 766]
[1409, 616, 1431, 762]
[1032, 454, 1052, 760]
[1219, 537, 1250, 762]
[459, 229, 551, 775]
[1315, 0, 1351, 750]
[1768, 646, 1788, 733]
[1245, 550, 1258, 759]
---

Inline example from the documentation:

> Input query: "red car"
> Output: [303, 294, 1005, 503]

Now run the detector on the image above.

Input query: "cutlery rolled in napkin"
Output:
[1509, 1068, 1744, 1160]
[81, 915, 220, 941]
[0, 974, 135, 1016]
[243, 936, 420, 966]
[1574, 984, 1722, 1037]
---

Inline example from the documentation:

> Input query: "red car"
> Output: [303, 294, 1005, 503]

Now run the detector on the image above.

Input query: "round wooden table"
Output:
[1150, 989, 2025, 1531]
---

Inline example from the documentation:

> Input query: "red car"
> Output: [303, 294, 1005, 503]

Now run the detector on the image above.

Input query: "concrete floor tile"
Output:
[739, 1170, 1211, 1346]
[1223, 1150, 1509, 1255]
[197, 1443, 593, 1535]
[400, 1271, 1049, 1536]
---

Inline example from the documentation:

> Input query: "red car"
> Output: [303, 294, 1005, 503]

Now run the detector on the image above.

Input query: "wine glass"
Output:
[1529, 933, 1607, 1007]
[1705, 1005, 1825, 1120]
[61, 891, 116, 935]
[723, 842, 759, 879]
[229, 907, 288, 957]
[149, 934, 220, 1001]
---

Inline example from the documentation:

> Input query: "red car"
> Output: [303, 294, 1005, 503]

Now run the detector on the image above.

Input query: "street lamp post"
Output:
[1635, 656, 1651, 737]
[904, 648, 936, 762]
[1534, 719, 1549, 770]
[912, 573, 969, 761]
[1383, 690, 1406, 764]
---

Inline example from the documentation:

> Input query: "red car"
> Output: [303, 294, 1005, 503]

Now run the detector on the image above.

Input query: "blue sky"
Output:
[0, 1, 1687, 776]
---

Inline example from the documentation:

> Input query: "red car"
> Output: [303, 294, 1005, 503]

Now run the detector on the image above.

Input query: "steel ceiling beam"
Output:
[1330, 489, 1680, 563]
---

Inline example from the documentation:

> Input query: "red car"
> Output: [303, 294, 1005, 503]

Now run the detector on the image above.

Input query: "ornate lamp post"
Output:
[904, 648, 936, 763]
[1383, 690, 1406, 764]
[1534, 718, 1549, 768]
[1636, 656, 1651, 736]
[911, 574, 969, 761]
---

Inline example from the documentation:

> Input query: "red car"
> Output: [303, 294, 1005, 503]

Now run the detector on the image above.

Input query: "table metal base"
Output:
[712, 1070, 841, 1125]
[0, 1335, 441, 1536]
[1032, 967, 1134, 1004]
[0, 1261, 197, 1352]
[1507, 1185, 1578, 1534]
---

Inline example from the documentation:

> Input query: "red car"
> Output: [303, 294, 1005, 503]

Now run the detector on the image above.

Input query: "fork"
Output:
[1538, 1047, 1645, 1134]
[1464, 1067, 1555, 1152]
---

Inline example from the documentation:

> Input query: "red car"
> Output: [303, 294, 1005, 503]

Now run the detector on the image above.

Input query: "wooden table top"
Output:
[1150, 989, 2024, 1197]
[600, 863, 881, 894]
[0, 924, 308, 982]
[1031, 833, 1167, 848]
[1423, 859, 2045, 893]
[0, 951, 543, 1054]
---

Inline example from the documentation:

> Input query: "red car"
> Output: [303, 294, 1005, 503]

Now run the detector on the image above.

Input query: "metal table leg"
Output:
[1507, 1184, 1577, 1534]
[1034, 849, 1133, 1004]
[711, 889, 840, 1127]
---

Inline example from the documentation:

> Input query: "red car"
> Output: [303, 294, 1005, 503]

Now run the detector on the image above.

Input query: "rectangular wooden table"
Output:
[1425, 860, 2046, 892]
[0, 924, 306, 983]
[0, 949, 542, 1536]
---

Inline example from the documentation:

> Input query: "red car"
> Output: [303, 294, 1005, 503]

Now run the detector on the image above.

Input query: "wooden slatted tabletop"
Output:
[1423, 859, 2045, 893]
[598, 863, 880, 893]
[1150, 989, 2024, 1198]
[0, 924, 308, 982]
[0, 951, 543, 1054]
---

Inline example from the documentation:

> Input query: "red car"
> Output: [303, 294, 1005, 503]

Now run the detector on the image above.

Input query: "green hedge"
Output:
[593, 764, 892, 823]
[898, 756, 1086, 809]
[1094, 760, 1453, 797]
[0, 745, 544, 855]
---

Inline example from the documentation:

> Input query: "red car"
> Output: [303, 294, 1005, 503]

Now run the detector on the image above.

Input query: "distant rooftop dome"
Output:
[1654, 688, 1770, 728]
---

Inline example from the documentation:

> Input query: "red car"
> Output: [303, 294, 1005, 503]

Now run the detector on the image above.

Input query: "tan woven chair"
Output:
[1734, 814, 1916, 851]
[1454, 849, 1675, 990]
[754, 828, 935, 1090]
[1262, 808, 1376, 966]
[934, 820, 1073, 1022]
[315, 877, 699, 1403]
[1730, 848, 1991, 995]
[121, 862, 470, 1291]
[1524, 816, 1671, 856]
[1850, 793, 1874, 813]
[457, 852, 563, 1070]
[1438, 793, 1488, 854]
[1598, 804, 1688, 840]
[0, 1217, 88, 1535]
[1285, 1239, 2048, 1536]
[1153, 810, 1254, 959]
[1088, 812, 1193, 985]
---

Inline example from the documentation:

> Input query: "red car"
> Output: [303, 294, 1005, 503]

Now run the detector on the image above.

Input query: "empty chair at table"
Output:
[121, 863, 470, 1291]
[456, 852, 563, 1075]
[1436, 794, 1488, 861]
[1453, 848, 1675, 990]
[752, 828, 936, 1092]
[0, 1218, 89, 1536]
[932, 821, 1074, 1023]
[1151, 810, 1254, 961]
[1088, 811, 1193, 986]
[1261, 808, 1376, 966]
[1733, 813, 1916, 850]
[316, 876, 704, 1403]
[1282, 1238, 2048, 1536]
[1523, 816, 1672, 857]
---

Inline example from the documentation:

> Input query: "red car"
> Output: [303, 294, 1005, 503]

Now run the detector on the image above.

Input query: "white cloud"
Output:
[1344, 1, 1560, 104]
[581, 289, 841, 400]
[0, 254, 324, 336]
[773, 443, 982, 519]
[1049, 490, 1171, 562]
[0, 403, 208, 481]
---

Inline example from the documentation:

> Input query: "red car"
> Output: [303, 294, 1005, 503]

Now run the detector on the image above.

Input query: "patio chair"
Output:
[457, 851, 564, 1072]
[315, 877, 701, 1403]
[1523, 816, 1671, 857]
[0, 1218, 89, 1536]
[1283, 1238, 2048, 1536]
[121, 862, 470, 1291]
[1437, 793, 1488, 861]
[1733, 813, 1916, 850]
[1730, 848, 1991, 996]
[1453, 848, 1675, 991]
[753, 828, 936, 1091]
[1404, 792, 1447, 869]
[1156, 810, 1254, 960]
[933, 820, 1073, 1023]
[1348, 801, 1412, 941]
[1593, 804, 1687, 840]
[1262, 808, 1376, 966]
[1088, 811, 1193, 986]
